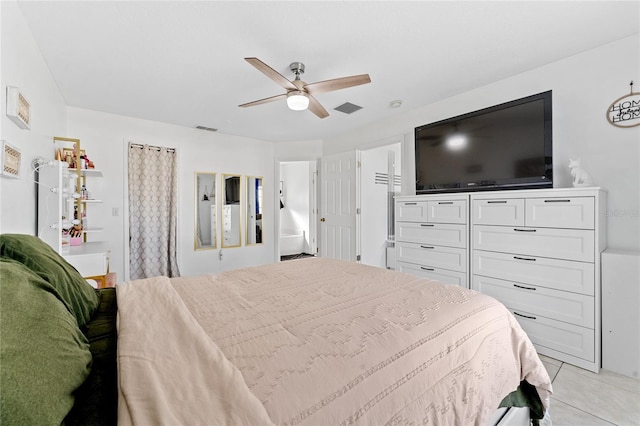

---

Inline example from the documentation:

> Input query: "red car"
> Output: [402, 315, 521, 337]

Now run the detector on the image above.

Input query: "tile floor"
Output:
[539, 355, 640, 425]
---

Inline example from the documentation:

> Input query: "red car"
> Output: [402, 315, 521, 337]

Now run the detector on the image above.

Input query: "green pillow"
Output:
[0, 258, 92, 426]
[0, 234, 99, 327]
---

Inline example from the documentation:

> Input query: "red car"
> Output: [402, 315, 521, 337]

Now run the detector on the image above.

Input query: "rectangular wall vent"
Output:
[334, 102, 363, 114]
[195, 125, 218, 132]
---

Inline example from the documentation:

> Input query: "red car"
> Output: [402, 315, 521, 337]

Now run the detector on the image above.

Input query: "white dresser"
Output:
[470, 187, 606, 373]
[395, 187, 606, 373]
[394, 194, 469, 287]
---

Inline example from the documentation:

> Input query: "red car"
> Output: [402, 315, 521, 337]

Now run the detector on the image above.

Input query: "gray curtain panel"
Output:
[128, 143, 180, 279]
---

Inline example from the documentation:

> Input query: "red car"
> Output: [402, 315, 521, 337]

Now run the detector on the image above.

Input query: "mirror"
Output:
[246, 176, 263, 245]
[222, 174, 242, 247]
[194, 172, 217, 250]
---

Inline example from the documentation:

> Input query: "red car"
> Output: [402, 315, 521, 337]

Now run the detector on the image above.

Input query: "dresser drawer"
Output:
[472, 250, 595, 295]
[396, 222, 466, 248]
[525, 197, 595, 229]
[472, 199, 524, 226]
[473, 225, 595, 262]
[396, 201, 428, 222]
[510, 308, 594, 362]
[427, 200, 467, 224]
[397, 261, 468, 287]
[473, 275, 594, 327]
[64, 252, 107, 278]
[396, 242, 467, 272]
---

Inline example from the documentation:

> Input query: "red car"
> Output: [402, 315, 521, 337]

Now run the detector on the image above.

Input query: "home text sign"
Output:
[607, 92, 640, 128]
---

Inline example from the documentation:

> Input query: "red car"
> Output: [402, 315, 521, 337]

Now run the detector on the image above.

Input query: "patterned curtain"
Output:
[128, 143, 180, 279]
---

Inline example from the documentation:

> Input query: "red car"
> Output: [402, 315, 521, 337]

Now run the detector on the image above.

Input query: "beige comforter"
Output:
[117, 258, 551, 425]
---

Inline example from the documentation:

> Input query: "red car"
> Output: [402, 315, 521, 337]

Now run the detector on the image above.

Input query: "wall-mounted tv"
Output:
[415, 91, 552, 194]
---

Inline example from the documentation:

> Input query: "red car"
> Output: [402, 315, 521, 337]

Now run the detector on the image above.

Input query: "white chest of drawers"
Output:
[394, 187, 607, 373]
[471, 187, 606, 373]
[395, 195, 469, 287]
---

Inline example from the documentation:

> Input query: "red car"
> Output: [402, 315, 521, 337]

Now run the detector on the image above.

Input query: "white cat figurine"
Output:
[569, 158, 594, 187]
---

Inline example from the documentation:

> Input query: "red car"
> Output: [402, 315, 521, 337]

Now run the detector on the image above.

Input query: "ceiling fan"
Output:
[238, 57, 371, 119]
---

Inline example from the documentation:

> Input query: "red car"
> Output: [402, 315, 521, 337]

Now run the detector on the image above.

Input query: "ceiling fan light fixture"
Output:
[286, 91, 309, 111]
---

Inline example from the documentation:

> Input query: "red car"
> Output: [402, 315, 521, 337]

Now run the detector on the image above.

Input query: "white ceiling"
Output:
[17, 1, 640, 142]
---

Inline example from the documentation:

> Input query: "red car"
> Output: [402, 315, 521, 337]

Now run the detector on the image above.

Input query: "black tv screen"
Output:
[415, 91, 552, 193]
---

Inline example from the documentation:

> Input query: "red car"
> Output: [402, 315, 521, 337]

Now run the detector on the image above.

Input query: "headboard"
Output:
[0, 234, 118, 425]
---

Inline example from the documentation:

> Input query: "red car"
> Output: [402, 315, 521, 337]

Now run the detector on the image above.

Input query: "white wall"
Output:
[66, 107, 275, 280]
[323, 35, 640, 252]
[1, 1, 67, 234]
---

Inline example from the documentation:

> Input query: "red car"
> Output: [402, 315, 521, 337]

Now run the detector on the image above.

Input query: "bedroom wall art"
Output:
[1, 140, 21, 179]
[6, 86, 31, 129]
[607, 81, 640, 128]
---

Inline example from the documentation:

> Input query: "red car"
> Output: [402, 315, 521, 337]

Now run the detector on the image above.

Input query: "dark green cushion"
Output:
[0, 234, 99, 327]
[65, 288, 118, 426]
[0, 257, 93, 426]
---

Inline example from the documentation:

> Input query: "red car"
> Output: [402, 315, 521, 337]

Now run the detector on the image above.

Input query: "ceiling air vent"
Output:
[195, 125, 218, 132]
[334, 102, 363, 114]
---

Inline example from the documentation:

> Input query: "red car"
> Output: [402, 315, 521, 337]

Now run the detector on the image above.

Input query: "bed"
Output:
[0, 234, 552, 425]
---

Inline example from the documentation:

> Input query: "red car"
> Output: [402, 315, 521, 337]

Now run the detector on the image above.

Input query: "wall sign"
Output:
[6, 86, 31, 129]
[607, 82, 640, 128]
[1, 140, 21, 179]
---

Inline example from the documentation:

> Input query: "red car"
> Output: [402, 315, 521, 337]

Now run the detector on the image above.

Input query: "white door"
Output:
[320, 151, 357, 260]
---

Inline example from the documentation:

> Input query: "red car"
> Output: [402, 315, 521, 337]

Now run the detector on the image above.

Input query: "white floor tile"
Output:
[542, 359, 561, 383]
[561, 363, 640, 396]
[538, 354, 563, 368]
[549, 398, 615, 426]
[552, 367, 640, 426]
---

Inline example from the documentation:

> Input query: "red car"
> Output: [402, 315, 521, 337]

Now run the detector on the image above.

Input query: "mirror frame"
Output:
[222, 173, 243, 248]
[245, 176, 264, 246]
[194, 172, 217, 251]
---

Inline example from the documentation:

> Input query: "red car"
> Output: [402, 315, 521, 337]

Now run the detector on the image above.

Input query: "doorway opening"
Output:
[279, 160, 318, 261]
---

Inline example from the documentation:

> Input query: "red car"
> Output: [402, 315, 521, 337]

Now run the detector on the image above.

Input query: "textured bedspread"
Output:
[117, 258, 551, 425]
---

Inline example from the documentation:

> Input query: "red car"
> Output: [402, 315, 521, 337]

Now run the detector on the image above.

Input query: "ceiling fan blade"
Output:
[304, 74, 371, 95]
[307, 95, 329, 119]
[238, 93, 287, 108]
[245, 57, 297, 91]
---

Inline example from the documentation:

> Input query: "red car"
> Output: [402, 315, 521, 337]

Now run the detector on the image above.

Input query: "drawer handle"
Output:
[420, 267, 435, 271]
[513, 311, 537, 320]
[420, 245, 435, 249]
[513, 256, 537, 262]
[487, 200, 507, 204]
[513, 284, 537, 291]
[404, 202, 417, 205]
[513, 228, 536, 232]
[544, 199, 571, 203]
[420, 224, 435, 227]
[438, 202, 453, 205]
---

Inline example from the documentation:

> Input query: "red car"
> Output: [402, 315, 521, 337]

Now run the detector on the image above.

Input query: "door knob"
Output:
[320, 218, 326, 222]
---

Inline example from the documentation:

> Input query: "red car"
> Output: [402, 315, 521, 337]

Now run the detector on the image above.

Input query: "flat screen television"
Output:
[415, 90, 552, 194]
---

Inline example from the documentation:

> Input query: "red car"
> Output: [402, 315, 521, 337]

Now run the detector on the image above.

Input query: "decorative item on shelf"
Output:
[606, 81, 640, 128]
[569, 158, 594, 187]
[1, 140, 21, 179]
[62, 147, 85, 169]
[61, 231, 71, 254]
[6, 86, 31, 129]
